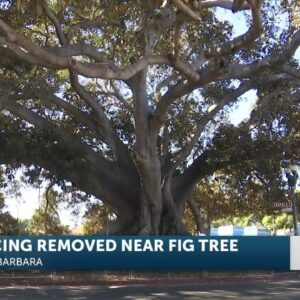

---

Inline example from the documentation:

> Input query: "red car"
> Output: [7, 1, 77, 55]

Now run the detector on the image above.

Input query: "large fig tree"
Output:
[0, 0, 299, 234]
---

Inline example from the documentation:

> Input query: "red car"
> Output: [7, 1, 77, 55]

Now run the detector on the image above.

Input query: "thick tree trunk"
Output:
[133, 120, 164, 235]
[128, 69, 165, 235]
[107, 172, 190, 235]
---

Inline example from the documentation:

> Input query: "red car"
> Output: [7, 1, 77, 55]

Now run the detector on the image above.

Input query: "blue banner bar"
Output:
[0, 236, 292, 270]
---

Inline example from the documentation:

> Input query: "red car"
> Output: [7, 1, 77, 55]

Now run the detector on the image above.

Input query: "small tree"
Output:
[0, 193, 19, 235]
[83, 203, 116, 235]
[262, 214, 293, 231]
[28, 189, 69, 235]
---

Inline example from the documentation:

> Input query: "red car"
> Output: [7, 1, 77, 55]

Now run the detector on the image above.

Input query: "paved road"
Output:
[0, 279, 300, 299]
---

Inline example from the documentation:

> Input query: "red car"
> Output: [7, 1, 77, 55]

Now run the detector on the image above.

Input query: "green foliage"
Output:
[262, 214, 293, 230]
[275, 214, 294, 229]
[211, 214, 260, 228]
[210, 213, 293, 231]
[28, 189, 69, 235]
[193, 172, 275, 222]
[0, 189, 19, 235]
[18, 219, 30, 235]
[82, 203, 116, 235]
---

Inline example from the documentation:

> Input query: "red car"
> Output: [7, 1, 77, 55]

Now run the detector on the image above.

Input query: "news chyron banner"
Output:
[0, 236, 299, 270]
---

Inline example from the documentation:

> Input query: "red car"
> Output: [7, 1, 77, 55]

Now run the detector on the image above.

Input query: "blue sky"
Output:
[215, 7, 258, 125]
